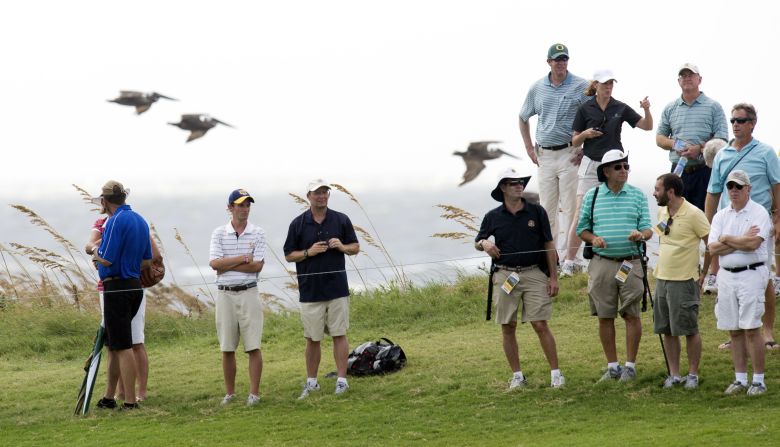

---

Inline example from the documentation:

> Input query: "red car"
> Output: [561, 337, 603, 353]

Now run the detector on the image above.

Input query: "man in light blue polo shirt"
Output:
[577, 150, 652, 383]
[706, 104, 780, 350]
[520, 43, 589, 259]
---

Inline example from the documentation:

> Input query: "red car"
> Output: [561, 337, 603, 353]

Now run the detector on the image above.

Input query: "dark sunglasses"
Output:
[612, 163, 630, 171]
[730, 118, 753, 124]
[726, 182, 745, 190]
[552, 56, 569, 62]
[503, 180, 525, 186]
[663, 217, 673, 236]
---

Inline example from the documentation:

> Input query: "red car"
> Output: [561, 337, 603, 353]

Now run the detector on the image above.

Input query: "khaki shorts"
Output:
[587, 256, 644, 318]
[577, 155, 601, 196]
[653, 279, 700, 336]
[215, 288, 264, 352]
[301, 296, 350, 341]
[492, 267, 552, 324]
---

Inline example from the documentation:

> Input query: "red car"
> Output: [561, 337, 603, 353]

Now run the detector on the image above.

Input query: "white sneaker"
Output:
[702, 274, 717, 294]
[220, 394, 235, 405]
[509, 376, 527, 390]
[560, 261, 578, 278]
[551, 374, 566, 389]
[246, 394, 260, 406]
[335, 381, 349, 395]
[298, 382, 320, 400]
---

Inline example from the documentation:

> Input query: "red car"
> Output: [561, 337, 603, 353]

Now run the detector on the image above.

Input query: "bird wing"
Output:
[467, 141, 502, 152]
[459, 157, 486, 186]
[484, 148, 517, 160]
[186, 129, 207, 142]
[213, 118, 235, 128]
[119, 91, 142, 98]
[135, 104, 151, 114]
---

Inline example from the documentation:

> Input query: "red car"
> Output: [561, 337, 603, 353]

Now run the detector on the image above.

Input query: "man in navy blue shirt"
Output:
[284, 179, 360, 398]
[92, 180, 152, 410]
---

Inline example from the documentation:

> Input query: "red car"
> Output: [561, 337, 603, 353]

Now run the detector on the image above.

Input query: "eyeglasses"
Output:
[663, 217, 673, 236]
[726, 182, 745, 190]
[678, 72, 698, 79]
[730, 117, 753, 124]
[552, 56, 569, 62]
[612, 163, 630, 171]
[503, 180, 525, 186]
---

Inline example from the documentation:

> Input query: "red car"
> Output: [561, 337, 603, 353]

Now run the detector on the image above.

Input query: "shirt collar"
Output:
[223, 221, 257, 236]
[545, 71, 571, 87]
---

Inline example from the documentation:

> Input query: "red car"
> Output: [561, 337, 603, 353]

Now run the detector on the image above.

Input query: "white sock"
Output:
[337, 377, 348, 385]
[307, 377, 318, 387]
[513, 371, 524, 380]
[608, 362, 619, 370]
[625, 361, 636, 370]
[735, 372, 748, 385]
[752, 373, 765, 385]
[551, 369, 561, 380]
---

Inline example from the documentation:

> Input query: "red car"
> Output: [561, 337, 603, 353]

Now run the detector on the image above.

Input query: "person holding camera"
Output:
[560, 69, 652, 277]
[576, 150, 653, 383]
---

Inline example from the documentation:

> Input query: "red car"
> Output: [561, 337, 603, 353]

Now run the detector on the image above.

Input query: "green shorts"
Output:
[653, 279, 700, 336]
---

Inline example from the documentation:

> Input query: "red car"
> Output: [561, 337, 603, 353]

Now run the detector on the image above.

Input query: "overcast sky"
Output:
[1, 0, 776, 200]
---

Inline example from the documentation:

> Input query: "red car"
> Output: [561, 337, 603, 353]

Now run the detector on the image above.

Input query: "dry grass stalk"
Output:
[288, 193, 310, 210]
[173, 227, 214, 303]
[353, 225, 381, 250]
[434, 204, 480, 234]
[72, 183, 101, 212]
[150, 223, 177, 285]
[431, 232, 472, 241]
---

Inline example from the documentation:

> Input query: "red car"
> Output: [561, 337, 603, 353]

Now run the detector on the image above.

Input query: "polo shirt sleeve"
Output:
[475, 210, 494, 243]
[765, 147, 780, 186]
[692, 209, 711, 239]
[756, 206, 772, 241]
[341, 215, 358, 245]
[519, 84, 537, 122]
[253, 228, 267, 261]
[576, 187, 596, 237]
[572, 105, 587, 133]
[711, 103, 729, 140]
[623, 104, 642, 128]
[143, 234, 152, 261]
[209, 227, 223, 261]
[99, 215, 123, 264]
[283, 218, 300, 256]
[656, 103, 673, 137]
[637, 190, 652, 231]
[708, 211, 723, 243]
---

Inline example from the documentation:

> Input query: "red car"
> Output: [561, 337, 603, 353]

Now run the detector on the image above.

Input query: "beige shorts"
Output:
[215, 288, 264, 352]
[301, 296, 350, 341]
[587, 256, 644, 318]
[492, 267, 552, 324]
[577, 155, 601, 196]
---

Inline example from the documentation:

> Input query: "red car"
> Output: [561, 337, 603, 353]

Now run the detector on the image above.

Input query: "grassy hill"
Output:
[1, 274, 779, 446]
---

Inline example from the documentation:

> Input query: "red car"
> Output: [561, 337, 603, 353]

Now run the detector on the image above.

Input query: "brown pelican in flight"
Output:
[453, 141, 518, 186]
[168, 114, 235, 142]
[107, 91, 177, 114]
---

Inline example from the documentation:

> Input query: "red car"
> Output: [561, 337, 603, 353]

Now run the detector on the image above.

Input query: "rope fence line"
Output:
[1, 238, 712, 302]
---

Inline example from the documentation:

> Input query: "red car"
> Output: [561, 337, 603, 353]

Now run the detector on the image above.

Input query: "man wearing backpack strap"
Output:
[475, 168, 564, 389]
[284, 179, 360, 398]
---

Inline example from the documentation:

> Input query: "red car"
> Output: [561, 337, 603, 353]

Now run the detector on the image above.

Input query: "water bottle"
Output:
[673, 157, 687, 176]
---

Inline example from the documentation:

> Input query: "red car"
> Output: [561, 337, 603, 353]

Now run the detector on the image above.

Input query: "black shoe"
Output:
[120, 402, 140, 411]
[96, 397, 117, 409]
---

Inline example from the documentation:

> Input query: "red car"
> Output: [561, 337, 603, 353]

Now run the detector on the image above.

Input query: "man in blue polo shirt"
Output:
[92, 180, 152, 410]
[519, 43, 590, 261]
[577, 150, 652, 383]
[284, 179, 360, 399]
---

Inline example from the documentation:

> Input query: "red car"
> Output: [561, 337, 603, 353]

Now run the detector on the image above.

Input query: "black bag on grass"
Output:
[347, 338, 407, 376]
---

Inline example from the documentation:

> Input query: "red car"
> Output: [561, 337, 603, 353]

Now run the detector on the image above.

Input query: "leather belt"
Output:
[540, 142, 571, 151]
[596, 254, 642, 262]
[102, 276, 121, 282]
[218, 282, 258, 292]
[496, 264, 538, 272]
[722, 262, 764, 273]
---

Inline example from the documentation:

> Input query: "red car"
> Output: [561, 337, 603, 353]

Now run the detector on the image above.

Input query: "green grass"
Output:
[2, 275, 780, 446]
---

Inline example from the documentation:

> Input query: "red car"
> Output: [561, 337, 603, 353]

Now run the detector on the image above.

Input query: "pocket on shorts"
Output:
[680, 300, 700, 330]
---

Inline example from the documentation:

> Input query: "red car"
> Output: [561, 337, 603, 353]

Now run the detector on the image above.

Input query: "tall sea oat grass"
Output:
[173, 227, 214, 304]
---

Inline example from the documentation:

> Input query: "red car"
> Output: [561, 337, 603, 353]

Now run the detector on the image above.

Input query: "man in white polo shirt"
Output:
[708, 171, 771, 396]
[209, 189, 267, 406]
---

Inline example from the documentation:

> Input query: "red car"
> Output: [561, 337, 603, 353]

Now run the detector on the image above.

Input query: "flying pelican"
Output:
[107, 91, 176, 114]
[453, 141, 518, 186]
[168, 114, 235, 142]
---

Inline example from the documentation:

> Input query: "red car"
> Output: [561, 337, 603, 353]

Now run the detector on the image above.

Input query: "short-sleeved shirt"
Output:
[572, 97, 641, 161]
[656, 92, 728, 167]
[576, 183, 652, 258]
[209, 221, 267, 286]
[706, 138, 780, 213]
[519, 71, 590, 147]
[283, 208, 358, 303]
[97, 204, 152, 280]
[655, 199, 710, 281]
[475, 201, 553, 273]
[709, 199, 771, 268]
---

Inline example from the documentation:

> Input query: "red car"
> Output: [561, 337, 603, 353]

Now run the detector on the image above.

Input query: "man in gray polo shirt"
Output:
[519, 43, 589, 261]
[209, 189, 267, 407]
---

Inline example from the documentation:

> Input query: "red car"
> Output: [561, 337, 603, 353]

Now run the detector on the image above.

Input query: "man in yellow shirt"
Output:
[652, 173, 711, 389]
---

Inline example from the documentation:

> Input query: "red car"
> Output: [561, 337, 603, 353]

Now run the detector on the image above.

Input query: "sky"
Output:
[1, 0, 778, 200]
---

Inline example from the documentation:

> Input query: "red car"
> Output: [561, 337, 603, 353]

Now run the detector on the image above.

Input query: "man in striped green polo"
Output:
[577, 150, 653, 383]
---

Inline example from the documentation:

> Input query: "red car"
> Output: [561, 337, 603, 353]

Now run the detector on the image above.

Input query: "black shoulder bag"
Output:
[582, 186, 600, 259]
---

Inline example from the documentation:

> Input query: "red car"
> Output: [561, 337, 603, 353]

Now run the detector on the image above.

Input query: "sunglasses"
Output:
[503, 180, 525, 186]
[612, 163, 630, 171]
[730, 117, 753, 124]
[726, 182, 745, 190]
[552, 56, 569, 62]
[663, 217, 673, 236]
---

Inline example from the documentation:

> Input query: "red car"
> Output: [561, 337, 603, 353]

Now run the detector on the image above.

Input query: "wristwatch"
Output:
[303, 249, 309, 259]
[478, 240, 484, 250]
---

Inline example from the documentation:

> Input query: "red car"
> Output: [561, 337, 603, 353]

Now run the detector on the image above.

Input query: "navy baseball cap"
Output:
[228, 189, 254, 205]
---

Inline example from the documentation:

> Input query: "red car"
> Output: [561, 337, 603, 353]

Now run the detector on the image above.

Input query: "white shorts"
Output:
[577, 155, 601, 196]
[715, 267, 768, 330]
[100, 291, 146, 344]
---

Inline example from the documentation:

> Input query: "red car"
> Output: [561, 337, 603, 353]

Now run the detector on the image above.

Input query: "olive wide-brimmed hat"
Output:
[596, 150, 629, 183]
[490, 168, 531, 202]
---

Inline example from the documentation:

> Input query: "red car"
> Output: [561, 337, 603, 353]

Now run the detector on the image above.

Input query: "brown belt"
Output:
[496, 264, 538, 272]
